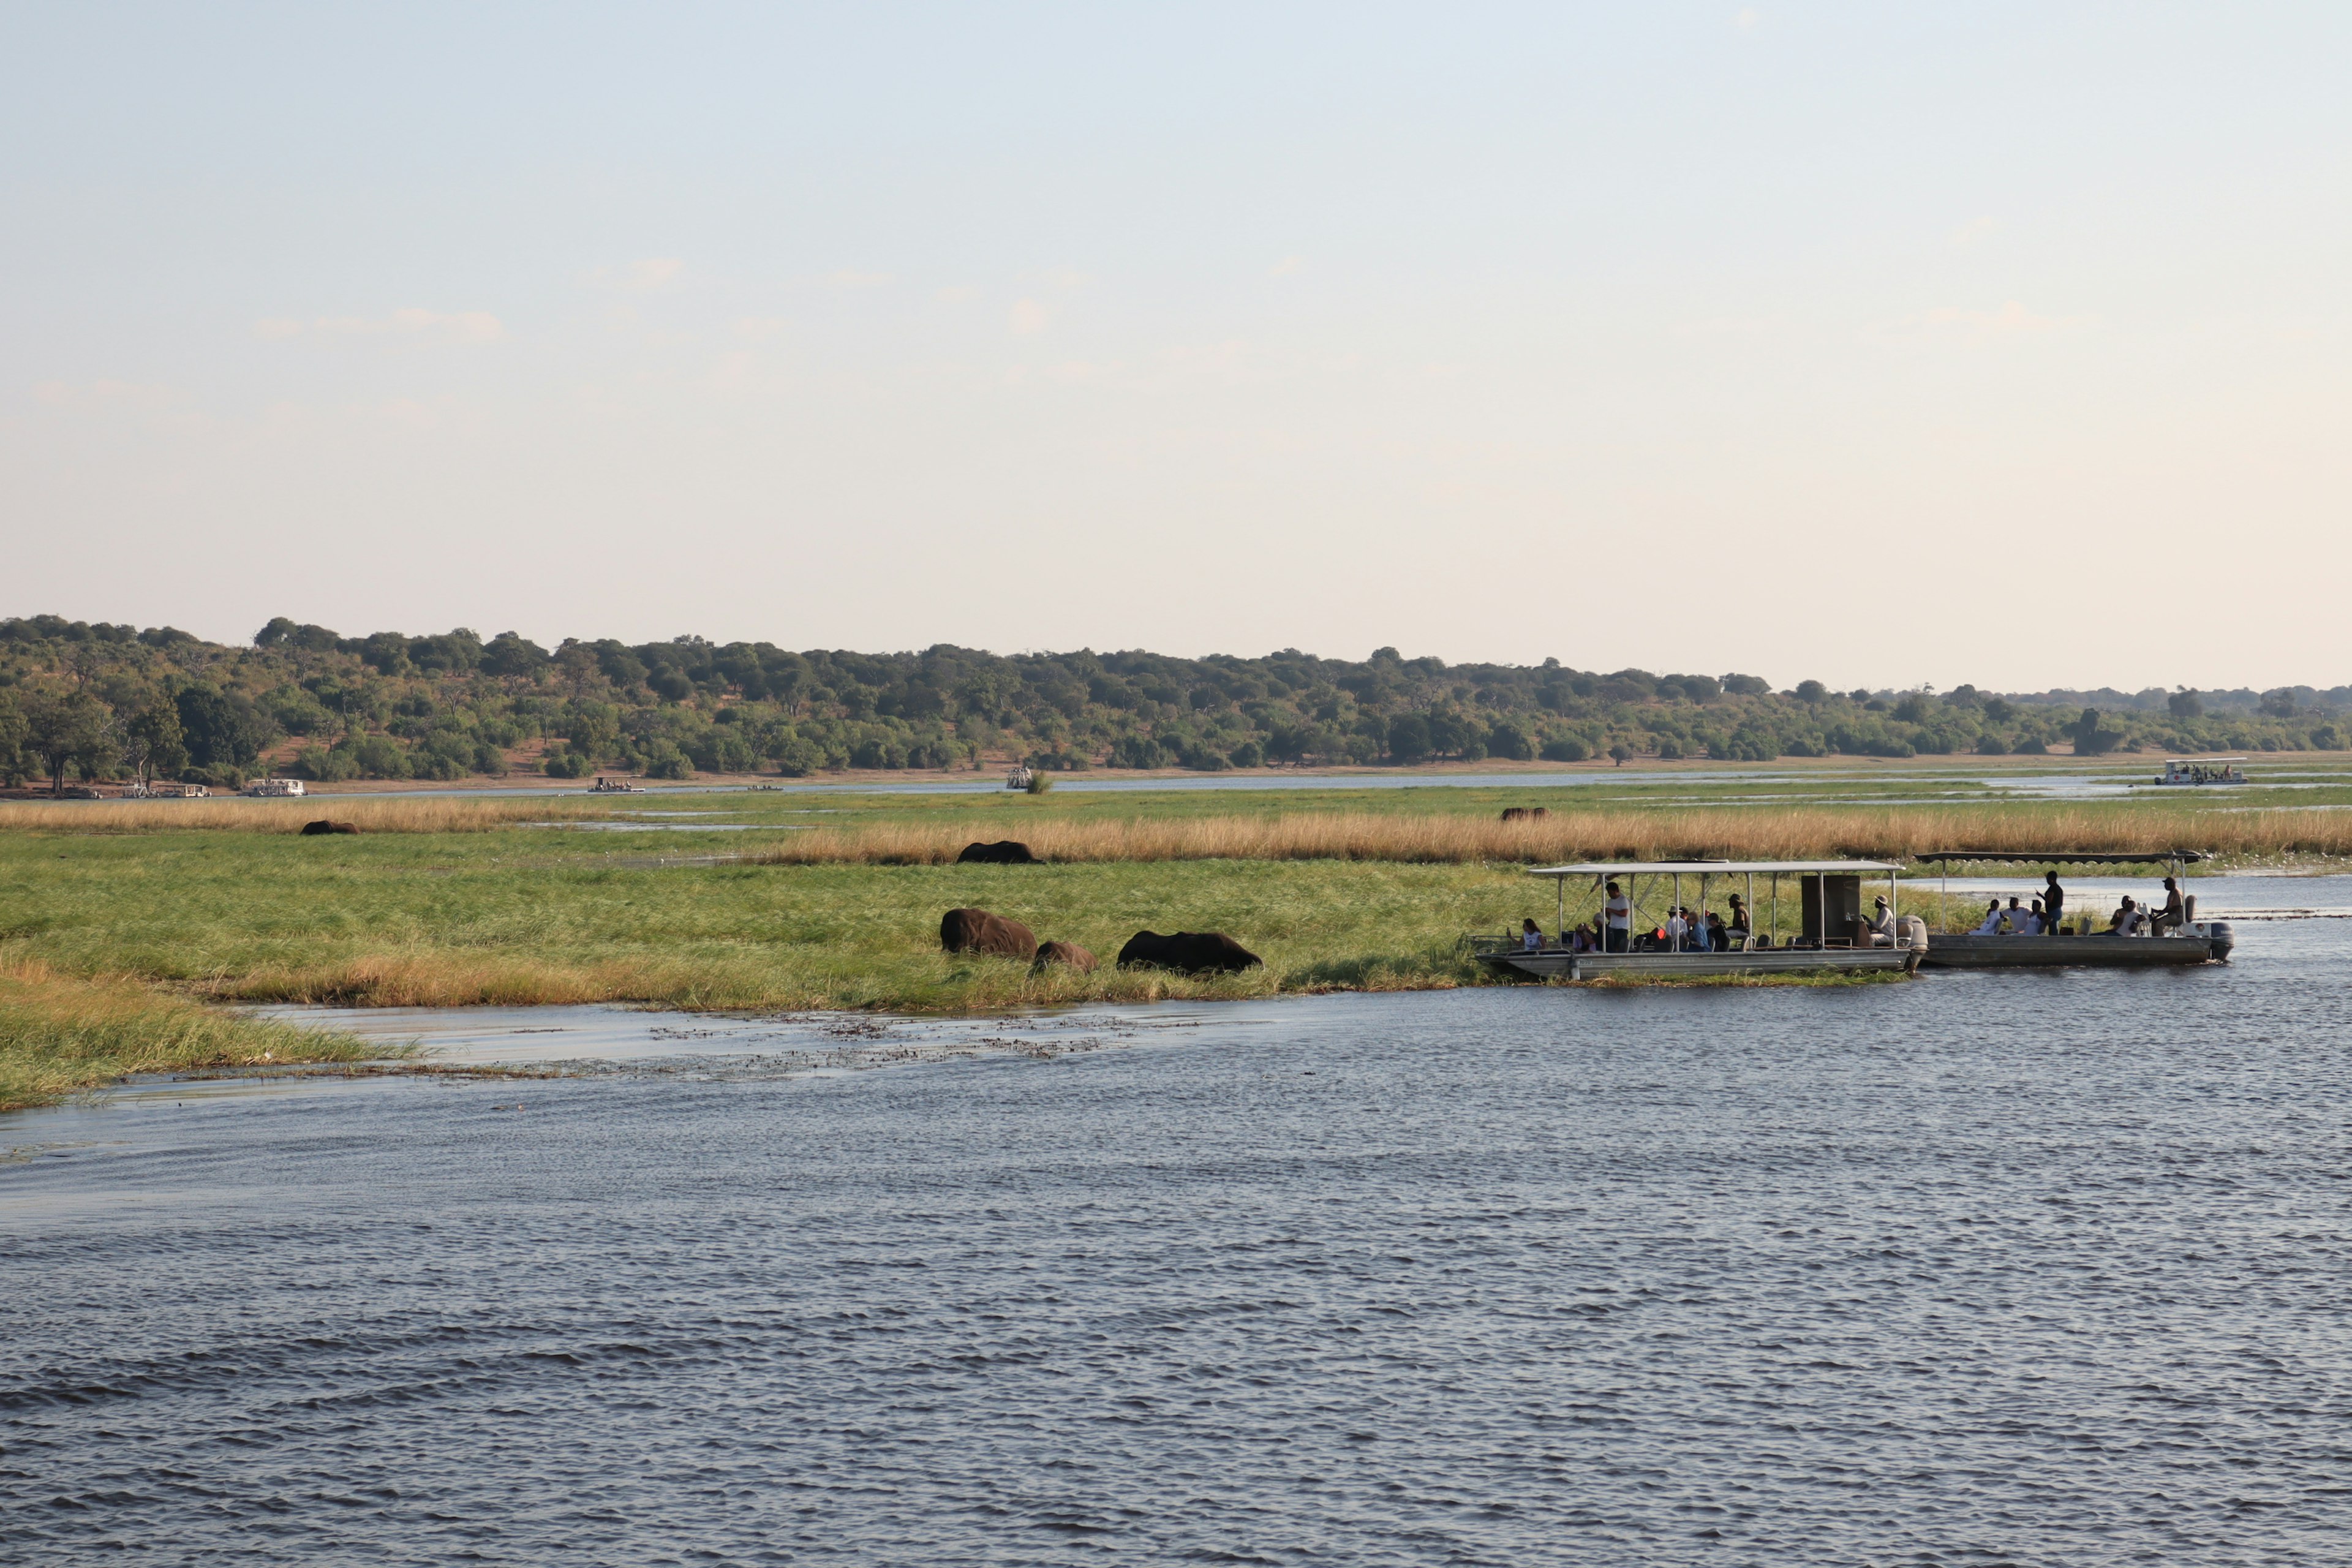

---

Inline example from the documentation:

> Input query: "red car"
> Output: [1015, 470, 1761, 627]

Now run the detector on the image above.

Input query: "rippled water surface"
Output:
[9, 883, 2352, 1564]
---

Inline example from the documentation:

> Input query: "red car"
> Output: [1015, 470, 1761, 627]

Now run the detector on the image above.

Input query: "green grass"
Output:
[0, 961, 379, 1114]
[3, 764, 2283, 1109]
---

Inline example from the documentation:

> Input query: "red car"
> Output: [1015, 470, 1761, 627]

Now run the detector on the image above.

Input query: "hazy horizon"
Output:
[7, 4, 2349, 691]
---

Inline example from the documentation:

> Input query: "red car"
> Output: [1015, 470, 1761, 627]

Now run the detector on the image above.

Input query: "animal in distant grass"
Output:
[1499, 806, 1549, 823]
[956, 840, 1037, 864]
[300, 820, 361, 835]
[940, 907, 1039, 960]
[1033, 940, 1096, 973]
[1116, 930, 1262, 974]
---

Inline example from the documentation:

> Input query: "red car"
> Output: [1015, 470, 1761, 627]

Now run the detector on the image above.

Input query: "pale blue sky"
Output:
[6, 4, 2348, 689]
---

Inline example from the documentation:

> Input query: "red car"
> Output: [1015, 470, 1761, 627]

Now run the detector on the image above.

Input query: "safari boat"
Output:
[1911, 851, 2234, 968]
[2150, 756, 2247, 786]
[1473, 860, 1926, 980]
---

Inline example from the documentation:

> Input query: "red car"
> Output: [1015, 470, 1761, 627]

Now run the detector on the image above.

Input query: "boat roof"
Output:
[1527, 859, 1899, 876]
[2166, 756, 2245, 763]
[1914, 849, 2208, 865]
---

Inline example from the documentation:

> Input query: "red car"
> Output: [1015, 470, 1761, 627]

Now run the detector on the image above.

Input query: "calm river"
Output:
[7, 878, 2352, 1564]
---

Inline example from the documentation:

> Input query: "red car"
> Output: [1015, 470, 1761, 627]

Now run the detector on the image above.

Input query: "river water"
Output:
[7, 880, 2352, 1564]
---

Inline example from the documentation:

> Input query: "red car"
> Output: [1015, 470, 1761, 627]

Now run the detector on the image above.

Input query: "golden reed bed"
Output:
[0, 795, 608, 834]
[748, 806, 2352, 865]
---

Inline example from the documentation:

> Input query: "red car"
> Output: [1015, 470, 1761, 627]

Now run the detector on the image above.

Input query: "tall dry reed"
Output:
[746, 805, 2352, 865]
[0, 795, 610, 835]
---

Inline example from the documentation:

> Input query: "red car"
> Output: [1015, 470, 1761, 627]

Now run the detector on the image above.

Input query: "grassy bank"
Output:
[0, 960, 377, 1114]
[0, 775, 2280, 1111]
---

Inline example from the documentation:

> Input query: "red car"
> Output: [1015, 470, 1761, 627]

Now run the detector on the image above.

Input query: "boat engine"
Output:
[2189, 920, 2234, 961]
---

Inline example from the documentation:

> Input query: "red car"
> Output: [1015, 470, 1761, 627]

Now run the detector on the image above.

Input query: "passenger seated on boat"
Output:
[1521, 918, 1544, 952]
[1707, 911, 1733, 950]
[1973, 899, 2005, 935]
[1664, 908, 1689, 951]
[1999, 896, 2037, 935]
[1724, 895, 1751, 944]
[1689, 911, 1712, 952]
[1567, 923, 1596, 954]
[2150, 877, 2187, 935]
[1864, 896, 1896, 945]
[2112, 897, 2146, 935]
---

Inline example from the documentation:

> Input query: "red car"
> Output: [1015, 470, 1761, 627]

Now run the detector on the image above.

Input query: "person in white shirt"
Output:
[1973, 900, 2005, 935]
[1521, 918, 1544, 952]
[1664, 908, 1689, 950]
[1603, 881, 1631, 952]
[2114, 897, 2147, 935]
[1865, 896, 1896, 945]
[2000, 897, 2037, 935]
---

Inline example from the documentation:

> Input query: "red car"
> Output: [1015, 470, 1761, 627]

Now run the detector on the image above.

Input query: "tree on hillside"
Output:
[175, 687, 274, 774]
[121, 701, 189, 787]
[0, 692, 29, 786]
[24, 689, 113, 794]
[2068, 706, 2126, 755]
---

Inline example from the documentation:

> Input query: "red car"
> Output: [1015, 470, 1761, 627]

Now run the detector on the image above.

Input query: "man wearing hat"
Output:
[1866, 894, 1897, 945]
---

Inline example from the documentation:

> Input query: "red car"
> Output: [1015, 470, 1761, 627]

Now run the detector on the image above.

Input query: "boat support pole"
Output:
[1673, 874, 1682, 951]
[1771, 873, 1779, 947]
[1746, 871, 1756, 951]
[1556, 875, 1565, 939]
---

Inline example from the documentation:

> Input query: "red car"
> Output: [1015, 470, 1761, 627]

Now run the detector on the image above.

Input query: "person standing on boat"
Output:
[2042, 871, 2066, 935]
[1603, 881, 1631, 952]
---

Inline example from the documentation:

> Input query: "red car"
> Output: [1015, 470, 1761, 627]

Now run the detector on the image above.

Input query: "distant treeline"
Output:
[0, 612, 2343, 791]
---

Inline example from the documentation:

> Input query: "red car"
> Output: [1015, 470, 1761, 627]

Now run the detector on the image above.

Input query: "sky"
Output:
[4, 2, 2348, 693]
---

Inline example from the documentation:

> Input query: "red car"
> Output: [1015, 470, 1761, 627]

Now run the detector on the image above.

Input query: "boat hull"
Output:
[1481, 948, 1917, 980]
[1918, 931, 2226, 968]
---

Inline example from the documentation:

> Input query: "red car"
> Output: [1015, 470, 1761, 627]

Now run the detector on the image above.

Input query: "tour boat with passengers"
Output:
[1909, 850, 2234, 967]
[2150, 756, 2247, 786]
[1473, 859, 1926, 979]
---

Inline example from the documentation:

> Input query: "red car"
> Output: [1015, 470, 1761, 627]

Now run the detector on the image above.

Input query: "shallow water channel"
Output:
[7, 880, 2352, 1563]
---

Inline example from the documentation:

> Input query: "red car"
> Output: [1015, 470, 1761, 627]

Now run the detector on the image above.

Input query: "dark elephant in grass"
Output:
[956, 840, 1037, 864]
[301, 820, 361, 835]
[1499, 806, 1549, 822]
[1033, 940, 1097, 973]
[1117, 930, 1262, 974]
[940, 907, 1038, 961]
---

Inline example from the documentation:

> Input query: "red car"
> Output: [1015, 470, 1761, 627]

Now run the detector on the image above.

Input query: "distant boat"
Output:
[2151, 756, 2247, 786]
[241, 777, 306, 797]
[1005, 766, 1035, 791]
[587, 777, 646, 794]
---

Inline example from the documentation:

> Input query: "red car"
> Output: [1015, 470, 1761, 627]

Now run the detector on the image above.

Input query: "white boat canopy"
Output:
[1527, 860, 1899, 877]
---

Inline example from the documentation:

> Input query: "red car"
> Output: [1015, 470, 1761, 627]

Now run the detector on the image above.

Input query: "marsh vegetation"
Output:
[7, 766, 2347, 1109]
